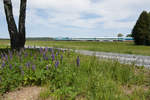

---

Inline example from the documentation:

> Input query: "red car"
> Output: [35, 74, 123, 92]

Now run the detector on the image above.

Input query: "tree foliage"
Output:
[132, 11, 150, 45]
[117, 33, 124, 37]
[126, 34, 132, 37]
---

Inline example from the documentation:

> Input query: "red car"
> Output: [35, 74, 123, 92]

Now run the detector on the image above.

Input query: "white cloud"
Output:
[0, 0, 150, 37]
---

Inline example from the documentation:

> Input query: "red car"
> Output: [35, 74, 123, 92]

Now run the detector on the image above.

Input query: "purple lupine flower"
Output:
[43, 53, 49, 60]
[40, 48, 43, 54]
[46, 65, 49, 70]
[5, 54, 8, 61]
[45, 47, 48, 52]
[62, 50, 65, 53]
[8, 51, 13, 59]
[49, 48, 53, 52]
[56, 52, 58, 57]
[76, 56, 80, 67]
[1, 54, 4, 58]
[51, 53, 55, 61]
[45, 56, 49, 60]
[43, 53, 46, 59]
[9, 64, 12, 70]
[24, 52, 28, 57]
[55, 60, 59, 68]
[32, 65, 36, 71]
[26, 62, 31, 68]
[1, 62, 5, 68]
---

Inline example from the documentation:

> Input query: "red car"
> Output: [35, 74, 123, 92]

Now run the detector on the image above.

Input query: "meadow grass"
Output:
[0, 48, 150, 100]
[26, 40, 150, 56]
[2, 40, 150, 56]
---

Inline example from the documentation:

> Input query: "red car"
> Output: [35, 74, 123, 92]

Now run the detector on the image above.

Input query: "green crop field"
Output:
[0, 40, 150, 100]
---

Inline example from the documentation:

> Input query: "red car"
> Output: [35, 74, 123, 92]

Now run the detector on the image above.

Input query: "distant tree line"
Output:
[132, 11, 150, 45]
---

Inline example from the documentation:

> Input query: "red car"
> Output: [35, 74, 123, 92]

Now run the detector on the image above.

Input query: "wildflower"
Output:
[49, 48, 53, 52]
[51, 53, 55, 61]
[45, 47, 48, 52]
[9, 51, 13, 59]
[62, 50, 65, 53]
[60, 55, 63, 63]
[24, 52, 28, 57]
[26, 62, 30, 68]
[1, 54, 4, 58]
[40, 48, 43, 54]
[56, 52, 58, 57]
[46, 65, 49, 70]
[32, 65, 36, 71]
[1, 62, 5, 68]
[76, 56, 80, 67]
[43, 53, 48, 60]
[5, 54, 8, 61]
[55, 60, 59, 68]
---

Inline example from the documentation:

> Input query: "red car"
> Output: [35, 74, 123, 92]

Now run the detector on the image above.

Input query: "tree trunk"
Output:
[3, 0, 27, 49]
[18, 0, 27, 48]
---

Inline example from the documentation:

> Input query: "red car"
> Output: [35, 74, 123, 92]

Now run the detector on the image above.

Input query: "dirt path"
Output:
[3, 86, 42, 100]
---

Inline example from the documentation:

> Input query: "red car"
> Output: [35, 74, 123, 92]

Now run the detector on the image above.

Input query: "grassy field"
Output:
[26, 40, 150, 56]
[0, 48, 150, 100]
[2, 40, 150, 56]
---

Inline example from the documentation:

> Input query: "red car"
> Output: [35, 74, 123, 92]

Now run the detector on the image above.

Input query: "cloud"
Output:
[0, 0, 150, 38]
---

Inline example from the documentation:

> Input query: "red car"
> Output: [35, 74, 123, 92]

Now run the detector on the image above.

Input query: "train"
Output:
[54, 37, 133, 41]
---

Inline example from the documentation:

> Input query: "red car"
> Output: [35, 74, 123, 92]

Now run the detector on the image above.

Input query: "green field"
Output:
[25, 40, 150, 56]
[2, 40, 150, 56]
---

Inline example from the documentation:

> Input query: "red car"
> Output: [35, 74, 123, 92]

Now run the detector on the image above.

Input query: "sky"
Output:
[0, 0, 150, 38]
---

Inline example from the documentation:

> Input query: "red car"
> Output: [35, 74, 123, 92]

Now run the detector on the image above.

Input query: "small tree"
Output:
[3, 0, 27, 49]
[132, 11, 150, 45]
[117, 33, 124, 37]
[117, 33, 123, 41]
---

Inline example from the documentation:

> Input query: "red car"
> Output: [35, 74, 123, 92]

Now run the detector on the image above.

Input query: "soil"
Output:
[2, 86, 42, 100]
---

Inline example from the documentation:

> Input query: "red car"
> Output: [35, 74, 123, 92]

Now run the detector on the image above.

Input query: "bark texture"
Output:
[3, 0, 27, 49]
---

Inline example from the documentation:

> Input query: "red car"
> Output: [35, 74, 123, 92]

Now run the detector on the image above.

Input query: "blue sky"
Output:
[0, 0, 150, 38]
